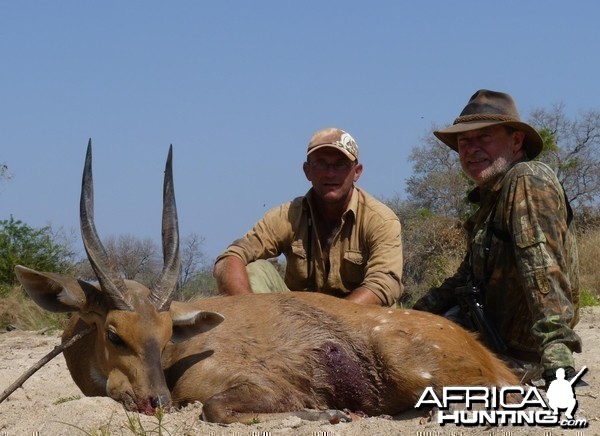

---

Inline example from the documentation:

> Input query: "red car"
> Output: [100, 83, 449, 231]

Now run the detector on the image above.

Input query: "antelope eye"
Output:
[107, 329, 125, 347]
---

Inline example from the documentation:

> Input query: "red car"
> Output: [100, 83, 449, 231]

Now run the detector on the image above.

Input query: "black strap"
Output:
[564, 189, 574, 226]
[478, 197, 502, 287]
[307, 215, 314, 288]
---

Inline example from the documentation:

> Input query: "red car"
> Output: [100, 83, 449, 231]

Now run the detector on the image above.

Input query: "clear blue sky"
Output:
[1, 1, 598, 261]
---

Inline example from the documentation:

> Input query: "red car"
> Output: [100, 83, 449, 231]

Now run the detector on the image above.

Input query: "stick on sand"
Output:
[0, 326, 95, 404]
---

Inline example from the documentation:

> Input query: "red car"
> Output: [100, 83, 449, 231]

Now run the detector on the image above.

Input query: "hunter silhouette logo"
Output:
[546, 366, 587, 420]
[415, 366, 588, 428]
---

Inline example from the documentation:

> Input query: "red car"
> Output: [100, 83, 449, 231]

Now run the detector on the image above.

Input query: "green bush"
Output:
[0, 217, 75, 288]
[580, 288, 600, 307]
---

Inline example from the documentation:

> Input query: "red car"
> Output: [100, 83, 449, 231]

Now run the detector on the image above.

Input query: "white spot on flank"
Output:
[420, 371, 433, 380]
[373, 326, 381, 332]
[433, 344, 441, 350]
[403, 311, 410, 315]
[387, 310, 394, 314]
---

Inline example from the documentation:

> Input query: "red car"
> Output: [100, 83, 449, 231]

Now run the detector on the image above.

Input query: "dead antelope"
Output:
[15, 142, 519, 424]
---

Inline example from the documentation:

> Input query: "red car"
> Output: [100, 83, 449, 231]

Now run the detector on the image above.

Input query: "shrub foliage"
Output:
[0, 217, 75, 290]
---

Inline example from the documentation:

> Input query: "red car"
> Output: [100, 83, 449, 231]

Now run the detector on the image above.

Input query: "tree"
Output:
[177, 233, 217, 299]
[107, 235, 161, 282]
[405, 127, 472, 218]
[383, 195, 466, 305]
[179, 233, 207, 290]
[77, 234, 160, 286]
[529, 104, 600, 208]
[0, 217, 75, 286]
[76, 232, 217, 299]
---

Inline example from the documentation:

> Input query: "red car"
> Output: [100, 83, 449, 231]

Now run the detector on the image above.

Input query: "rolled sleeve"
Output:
[216, 204, 292, 266]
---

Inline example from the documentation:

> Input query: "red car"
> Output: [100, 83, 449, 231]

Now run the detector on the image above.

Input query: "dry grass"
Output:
[578, 226, 600, 301]
[0, 286, 69, 331]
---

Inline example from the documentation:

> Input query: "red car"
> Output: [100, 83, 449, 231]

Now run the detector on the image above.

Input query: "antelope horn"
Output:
[80, 139, 132, 311]
[149, 145, 180, 311]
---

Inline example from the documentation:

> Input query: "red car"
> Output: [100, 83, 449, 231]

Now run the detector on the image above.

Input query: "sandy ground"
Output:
[0, 307, 598, 436]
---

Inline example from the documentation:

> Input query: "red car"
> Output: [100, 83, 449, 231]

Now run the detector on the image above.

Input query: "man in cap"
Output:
[413, 90, 582, 385]
[213, 127, 403, 306]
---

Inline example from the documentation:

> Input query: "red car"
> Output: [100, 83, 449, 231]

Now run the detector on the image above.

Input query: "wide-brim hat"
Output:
[307, 127, 359, 161]
[434, 89, 543, 159]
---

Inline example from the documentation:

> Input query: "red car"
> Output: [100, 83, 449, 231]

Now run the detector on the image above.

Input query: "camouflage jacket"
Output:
[414, 160, 582, 370]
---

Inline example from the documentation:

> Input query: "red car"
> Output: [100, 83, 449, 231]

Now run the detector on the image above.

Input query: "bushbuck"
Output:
[15, 142, 519, 424]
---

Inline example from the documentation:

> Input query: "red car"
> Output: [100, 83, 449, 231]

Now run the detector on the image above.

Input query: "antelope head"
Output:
[15, 141, 222, 415]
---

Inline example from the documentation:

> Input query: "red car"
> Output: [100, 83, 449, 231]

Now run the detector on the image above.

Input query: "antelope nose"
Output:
[151, 394, 170, 409]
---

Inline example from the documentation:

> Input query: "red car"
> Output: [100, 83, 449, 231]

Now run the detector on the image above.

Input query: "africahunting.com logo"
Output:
[415, 366, 588, 429]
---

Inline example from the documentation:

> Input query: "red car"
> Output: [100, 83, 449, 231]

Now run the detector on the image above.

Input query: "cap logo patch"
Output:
[336, 132, 358, 159]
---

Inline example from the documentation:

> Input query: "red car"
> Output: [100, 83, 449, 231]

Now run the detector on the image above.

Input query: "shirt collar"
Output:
[304, 186, 359, 220]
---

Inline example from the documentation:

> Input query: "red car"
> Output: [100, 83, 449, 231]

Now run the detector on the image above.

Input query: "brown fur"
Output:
[23, 273, 518, 424]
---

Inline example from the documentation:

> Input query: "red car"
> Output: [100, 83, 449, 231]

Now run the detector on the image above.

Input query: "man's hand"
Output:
[345, 287, 384, 306]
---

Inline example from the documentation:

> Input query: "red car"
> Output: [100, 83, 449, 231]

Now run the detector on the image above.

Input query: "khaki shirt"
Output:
[415, 161, 581, 368]
[216, 187, 403, 306]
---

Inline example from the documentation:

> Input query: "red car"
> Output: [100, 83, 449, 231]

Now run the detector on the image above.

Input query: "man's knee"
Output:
[246, 259, 289, 293]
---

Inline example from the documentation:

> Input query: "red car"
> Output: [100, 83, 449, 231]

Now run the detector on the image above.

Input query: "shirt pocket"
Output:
[286, 240, 309, 289]
[514, 225, 550, 256]
[514, 226, 553, 293]
[514, 225, 547, 249]
[514, 228, 552, 267]
[291, 240, 307, 259]
[341, 250, 366, 288]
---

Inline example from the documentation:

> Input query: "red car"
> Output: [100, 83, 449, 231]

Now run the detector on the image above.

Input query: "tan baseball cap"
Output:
[307, 128, 359, 161]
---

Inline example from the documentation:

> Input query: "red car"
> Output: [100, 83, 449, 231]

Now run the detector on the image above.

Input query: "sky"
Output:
[1, 1, 599, 262]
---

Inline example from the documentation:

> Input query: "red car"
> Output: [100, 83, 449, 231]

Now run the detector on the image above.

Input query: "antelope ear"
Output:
[15, 265, 97, 313]
[170, 301, 225, 343]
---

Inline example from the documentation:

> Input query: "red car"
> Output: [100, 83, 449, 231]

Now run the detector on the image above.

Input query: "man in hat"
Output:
[213, 127, 403, 306]
[413, 90, 582, 385]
